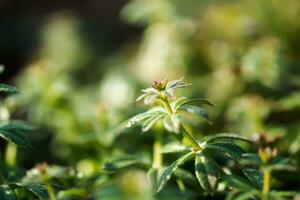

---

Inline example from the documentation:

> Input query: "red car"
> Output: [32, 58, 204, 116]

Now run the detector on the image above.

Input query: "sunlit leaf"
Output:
[195, 153, 220, 192]
[165, 77, 192, 91]
[126, 108, 165, 128]
[161, 143, 191, 154]
[142, 114, 165, 132]
[179, 105, 211, 124]
[204, 133, 253, 144]
[163, 114, 180, 133]
[205, 143, 245, 161]
[157, 152, 195, 193]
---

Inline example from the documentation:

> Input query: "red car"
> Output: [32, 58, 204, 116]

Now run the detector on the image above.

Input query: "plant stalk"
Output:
[153, 131, 162, 169]
[179, 124, 202, 151]
[0, 170, 6, 185]
[45, 177, 57, 200]
[161, 95, 202, 151]
[262, 168, 271, 200]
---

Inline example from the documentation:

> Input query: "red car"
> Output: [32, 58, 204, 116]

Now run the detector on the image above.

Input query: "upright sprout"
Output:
[127, 77, 253, 194]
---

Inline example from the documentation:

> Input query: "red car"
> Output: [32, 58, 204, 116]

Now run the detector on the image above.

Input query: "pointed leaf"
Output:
[165, 77, 192, 91]
[226, 190, 260, 200]
[174, 168, 198, 187]
[204, 133, 253, 144]
[147, 167, 158, 191]
[104, 155, 150, 171]
[222, 175, 254, 190]
[239, 153, 261, 167]
[10, 183, 49, 200]
[195, 153, 220, 192]
[161, 143, 191, 154]
[179, 105, 212, 124]
[142, 114, 165, 132]
[157, 152, 195, 193]
[0, 185, 17, 200]
[205, 143, 245, 161]
[144, 94, 158, 104]
[242, 168, 263, 189]
[175, 98, 214, 111]
[0, 126, 31, 147]
[126, 108, 165, 128]
[0, 84, 18, 95]
[163, 115, 180, 133]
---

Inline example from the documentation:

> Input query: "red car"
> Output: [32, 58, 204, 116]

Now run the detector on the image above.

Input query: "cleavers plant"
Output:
[0, 66, 54, 200]
[126, 77, 254, 196]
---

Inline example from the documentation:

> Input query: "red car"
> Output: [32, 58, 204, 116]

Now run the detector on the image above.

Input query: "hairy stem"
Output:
[262, 168, 271, 200]
[161, 95, 202, 151]
[153, 131, 163, 169]
[179, 124, 202, 151]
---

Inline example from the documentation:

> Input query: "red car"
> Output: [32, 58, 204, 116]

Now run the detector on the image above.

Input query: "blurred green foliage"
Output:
[1, 0, 299, 199]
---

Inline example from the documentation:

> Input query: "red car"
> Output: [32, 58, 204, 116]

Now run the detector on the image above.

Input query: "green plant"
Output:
[126, 78, 254, 196]
[223, 133, 298, 200]
[0, 67, 53, 199]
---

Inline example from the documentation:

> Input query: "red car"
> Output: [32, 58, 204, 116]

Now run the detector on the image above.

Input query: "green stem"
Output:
[161, 95, 202, 151]
[0, 153, 6, 185]
[45, 178, 57, 200]
[0, 170, 6, 185]
[262, 168, 271, 200]
[153, 131, 162, 169]
[179, 124, 202, 151]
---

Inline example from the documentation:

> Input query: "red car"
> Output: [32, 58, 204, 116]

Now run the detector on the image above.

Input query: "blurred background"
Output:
[0, 0, 299, 198]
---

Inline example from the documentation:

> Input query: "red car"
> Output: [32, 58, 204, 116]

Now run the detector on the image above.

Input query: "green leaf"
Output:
[242, 168, 263, 189]
[0, 124, 31, 147]
[10, 183, 49, 200]
[141, 114, 164, 132]
[126, 108, 165, 128]
[163, 114, 180, 133]
[176, 98, 214, 111]
[104, 155, 150, 171]
[269, 191, 299, 199]
[195, 153, 220, 192]
[165, 77, 192, 91]
[147, 167, 158, 190]
[222, 175, 254, 190]
[226, 190, 260, 200]
[0, 84, 18, 95]
[179, 105, 212, 124]
[268, 157, 297, 171]
[205, 143, 245, 161]
[172, 97, 189, 111]
[57, 188, 88, 199]
[173, 168, 198, 187]
[157, 152, 195, 193]
[239, 153, 261, 167]
[204, 133, 253, 144]
[0, 185, 17, 200]
[161, 143, 191, 154]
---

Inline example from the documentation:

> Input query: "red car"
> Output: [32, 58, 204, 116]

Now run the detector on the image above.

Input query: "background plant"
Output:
[0, 0, 299, 199]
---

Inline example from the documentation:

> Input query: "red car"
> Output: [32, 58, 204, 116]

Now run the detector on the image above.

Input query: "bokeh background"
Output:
[1, 0, 299, 199]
